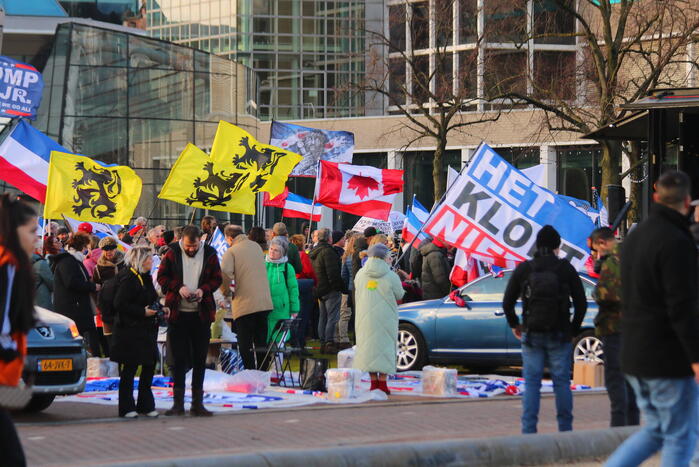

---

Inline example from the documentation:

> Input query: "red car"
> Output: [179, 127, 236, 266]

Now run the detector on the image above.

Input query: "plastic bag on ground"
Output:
[87, 357, 119, 378]
[421, 366, 458, 396]
[336, 346, 355, 369]
[186, 368, 270, 393]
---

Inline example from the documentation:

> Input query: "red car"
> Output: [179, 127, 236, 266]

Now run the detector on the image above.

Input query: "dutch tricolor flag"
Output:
[402, 196, 430, 250]
[0, 120, 67, 202]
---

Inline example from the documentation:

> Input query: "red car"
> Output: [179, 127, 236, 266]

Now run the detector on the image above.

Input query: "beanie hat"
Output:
[331, 230, 344, 245]
[536, 225, 561, 250]
[367, 243, 390, 259]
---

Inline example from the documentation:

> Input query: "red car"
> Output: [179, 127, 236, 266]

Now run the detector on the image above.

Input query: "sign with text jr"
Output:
[424, 144, 594, 270]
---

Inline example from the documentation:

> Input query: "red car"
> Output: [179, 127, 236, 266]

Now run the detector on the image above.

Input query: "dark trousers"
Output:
[0, 409, 25, 467]
[601, 333, 640, 427]
[294, 279, 314, 348]
[118, 363, 155, 416]
[235, 311, 269, 370]
[168, 313, 210, 390]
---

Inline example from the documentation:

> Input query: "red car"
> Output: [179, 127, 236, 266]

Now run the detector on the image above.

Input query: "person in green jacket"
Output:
[265, 236, 300, 342]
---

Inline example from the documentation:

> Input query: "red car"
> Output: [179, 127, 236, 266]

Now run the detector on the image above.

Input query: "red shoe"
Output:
[370, 379, 380, 391]
[378, 380, 391, 395]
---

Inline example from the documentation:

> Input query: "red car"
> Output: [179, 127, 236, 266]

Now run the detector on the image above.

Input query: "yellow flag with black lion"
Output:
[43, 151, 142, 224]
[158, 121, 301, 214]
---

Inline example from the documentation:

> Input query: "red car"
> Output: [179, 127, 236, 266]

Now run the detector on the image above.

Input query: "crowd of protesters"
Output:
[4, 169, 699, 466]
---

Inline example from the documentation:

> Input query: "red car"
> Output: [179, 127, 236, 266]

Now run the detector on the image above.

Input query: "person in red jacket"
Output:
[290, 234, 316, 353]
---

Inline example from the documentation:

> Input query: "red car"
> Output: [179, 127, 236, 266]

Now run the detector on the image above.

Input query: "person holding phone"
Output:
[157, 225, 222, 417]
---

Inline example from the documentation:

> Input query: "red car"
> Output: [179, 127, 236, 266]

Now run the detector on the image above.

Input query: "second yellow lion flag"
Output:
[44, 151, 142, 224]
[210, 121, 302, 198]
[158, 143, 257, 215]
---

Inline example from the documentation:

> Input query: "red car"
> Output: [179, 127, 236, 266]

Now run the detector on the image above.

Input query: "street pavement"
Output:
[13, 392, 623, 466]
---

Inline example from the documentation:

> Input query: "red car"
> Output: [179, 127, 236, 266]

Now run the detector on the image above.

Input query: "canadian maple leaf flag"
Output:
[316, 160, 404, 220]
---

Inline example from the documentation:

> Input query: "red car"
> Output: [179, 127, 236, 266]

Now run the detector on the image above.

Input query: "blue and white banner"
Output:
[425, 143, 595, 270]
[0, 57, 44, 119]
[209, 228, 229, 262]
[270, 121, 354, 177]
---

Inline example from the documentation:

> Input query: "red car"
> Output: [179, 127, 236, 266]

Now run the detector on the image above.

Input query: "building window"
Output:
[556, 146, 603, 203]
[484, 50, 527, 97]
[484, 0, 527, 44]
[435, 0, 453, 48]
[435, 53, 453, 101]
[389, 4, 406, 52]
[458, 0, 478, 44]
[458, 50, 477, 99]
[533, 0, 576, 45]
[412, 54, 430, 105]
[494, 146, 540, 169]
[533, 51, 576, 100]
[410, 2, 430, 50]
[403, 150, 461, 208]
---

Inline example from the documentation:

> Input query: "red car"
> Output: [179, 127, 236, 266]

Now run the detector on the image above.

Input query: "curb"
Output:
[104, 426, 638, 467]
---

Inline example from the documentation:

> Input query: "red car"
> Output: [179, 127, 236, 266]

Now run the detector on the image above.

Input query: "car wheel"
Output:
[397, 323, 427, 372]
[23, 394, 56, 413]
[573, 330, 604, 363]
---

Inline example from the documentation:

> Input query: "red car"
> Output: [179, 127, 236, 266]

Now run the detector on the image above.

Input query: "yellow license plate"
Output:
[38, 359, 73, 372]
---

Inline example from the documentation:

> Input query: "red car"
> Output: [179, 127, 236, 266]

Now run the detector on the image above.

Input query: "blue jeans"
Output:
[606, 375, 697, 467]
[521, 331, 573, 434]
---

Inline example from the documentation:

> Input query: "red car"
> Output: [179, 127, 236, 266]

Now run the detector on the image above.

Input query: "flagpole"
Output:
[189, 207, 197, 225]
[393, 143, 481, 268]
[306, 160, 322, 246]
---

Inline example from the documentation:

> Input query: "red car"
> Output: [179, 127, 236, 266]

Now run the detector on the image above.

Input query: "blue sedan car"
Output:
[396, 270, 602, 372]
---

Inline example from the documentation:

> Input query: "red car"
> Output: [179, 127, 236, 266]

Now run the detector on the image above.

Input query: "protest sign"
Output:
[424, 144, 594, 270]
[0, 56, 44, 119]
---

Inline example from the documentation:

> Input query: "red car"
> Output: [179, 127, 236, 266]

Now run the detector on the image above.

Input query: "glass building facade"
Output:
[146, 0, 384, 120]
[35, 22, 256, 225]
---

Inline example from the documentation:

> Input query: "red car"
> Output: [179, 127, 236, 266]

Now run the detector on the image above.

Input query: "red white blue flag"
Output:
[282, 192, 322, 222]
[0, 120, 67, 202]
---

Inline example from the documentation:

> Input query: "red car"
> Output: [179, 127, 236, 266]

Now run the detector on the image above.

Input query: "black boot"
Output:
[164, 388, 185, 416]
[189, 389, 213, 417]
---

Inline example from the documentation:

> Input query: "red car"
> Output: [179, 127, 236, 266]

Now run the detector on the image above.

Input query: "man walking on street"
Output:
[158, 225, 222, 417]
[502, 225, 587, 434]
[590, 227, 639, 427]
[221, 224, 273, 370]
[309, 228, 345, 354]
[606, 171, 699, 467]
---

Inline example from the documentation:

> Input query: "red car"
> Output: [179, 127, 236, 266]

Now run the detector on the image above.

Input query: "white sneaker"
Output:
[143, 410, 159, 418]
[123, 411, 138, 419]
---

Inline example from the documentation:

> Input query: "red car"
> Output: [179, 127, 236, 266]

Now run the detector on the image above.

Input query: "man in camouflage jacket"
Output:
[590, 227, 639, 427]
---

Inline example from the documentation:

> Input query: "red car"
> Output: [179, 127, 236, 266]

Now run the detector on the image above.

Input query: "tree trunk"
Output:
[624, 141, 642, 226]
[599, 140, 622, 205]
[433, 137, 447, 202]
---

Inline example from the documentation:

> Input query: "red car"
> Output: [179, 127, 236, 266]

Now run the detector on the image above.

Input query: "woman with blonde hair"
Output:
[338, 232, 358, 349]
[111, 246, 166, 418]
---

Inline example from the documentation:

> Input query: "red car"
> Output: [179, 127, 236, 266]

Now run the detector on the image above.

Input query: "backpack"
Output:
[523, 259, 568, 332]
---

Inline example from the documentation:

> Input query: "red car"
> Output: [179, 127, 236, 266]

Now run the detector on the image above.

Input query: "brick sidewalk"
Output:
[17, 393, 612, 466]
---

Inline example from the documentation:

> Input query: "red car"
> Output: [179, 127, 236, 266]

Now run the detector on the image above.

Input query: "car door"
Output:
[505, 273, 598, 356]
[433, 273, 512, 358]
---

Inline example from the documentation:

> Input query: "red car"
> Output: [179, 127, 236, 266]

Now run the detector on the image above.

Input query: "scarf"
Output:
[265, 255, 288, 264]
[67, 248, 85, 263]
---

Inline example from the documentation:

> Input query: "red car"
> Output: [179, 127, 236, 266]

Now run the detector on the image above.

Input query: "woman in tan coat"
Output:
[220, 225, 273, 369]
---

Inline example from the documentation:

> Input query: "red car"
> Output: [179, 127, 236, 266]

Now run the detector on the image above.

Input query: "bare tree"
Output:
[494, 0, 699, 214]
[355, 0, 501, 201]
